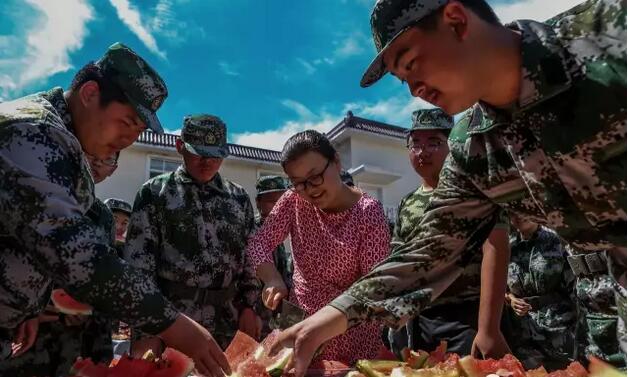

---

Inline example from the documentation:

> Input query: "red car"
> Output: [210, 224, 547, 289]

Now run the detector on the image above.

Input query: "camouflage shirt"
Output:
[124, 167, 259, 345]
[0, 88, 178, 358]
[331, 0, 626, 328]
[393, 185, 508, 307]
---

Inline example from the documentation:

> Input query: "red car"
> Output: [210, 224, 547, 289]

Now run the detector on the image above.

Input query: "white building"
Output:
[95, 111, 422, 222]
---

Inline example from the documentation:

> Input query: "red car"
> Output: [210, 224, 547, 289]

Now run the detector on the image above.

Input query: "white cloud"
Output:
[232, 95, 432, 150]
[296, 58, 317, 75]
[493, 0, 583, 23]
[333, 32, 368, 59]
[109, 0, 167, 59]
[0, 0, 93, 98]
[218, 61, 240, 77]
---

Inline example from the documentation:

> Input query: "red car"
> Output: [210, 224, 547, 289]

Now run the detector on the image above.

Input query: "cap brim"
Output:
[257, 188, 287, 196]
[360, 26, 413, 88]
[184, 142, 229, 158]
[131, 99, 164, 134]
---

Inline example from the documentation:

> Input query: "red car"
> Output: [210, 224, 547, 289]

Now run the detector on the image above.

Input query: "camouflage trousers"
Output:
[0, 317, 113, 377]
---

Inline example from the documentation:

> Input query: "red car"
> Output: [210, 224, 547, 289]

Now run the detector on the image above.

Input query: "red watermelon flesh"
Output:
[147, 347, 195, 377]
[459, 354, 526, 377]
[51, 289, 93, 315]
[107, 356, 157, 377]
[225, 330, 262, 370]
[546, 362, 588, 377]
[69, 358, 109, 377]
[424, 341, 447, 367]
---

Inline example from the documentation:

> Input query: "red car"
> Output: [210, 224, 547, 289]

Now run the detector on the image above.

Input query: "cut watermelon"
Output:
[587, 358, 624, 377]
[51, 289, 93, 315]
[107, 356, 157, 377]
[226, 330, 293, 377]
[356, 360, 406, 377]
[147, 347, 195, 377]
[225, 330, 261, 371]
[401, 348, 430, 369]
[525, 366, 548, 377]
[424, 341, 447, 368]
[458, 354, 526, 377]
[69, 358, 109, 377]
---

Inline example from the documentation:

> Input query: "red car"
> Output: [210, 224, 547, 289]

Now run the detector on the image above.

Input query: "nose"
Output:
[410, 81, 427, 99]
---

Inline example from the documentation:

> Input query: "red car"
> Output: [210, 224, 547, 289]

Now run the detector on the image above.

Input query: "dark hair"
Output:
[415, 0, 500, 31]
[70, 62, 130, 107]
[281, 130, 337, 168]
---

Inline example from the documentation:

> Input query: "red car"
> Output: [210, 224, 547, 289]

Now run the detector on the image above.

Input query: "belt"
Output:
[567, 252, 607, 278]
[158, 279, 238, 306]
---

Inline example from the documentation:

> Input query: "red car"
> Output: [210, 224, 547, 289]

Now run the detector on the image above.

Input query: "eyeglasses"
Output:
[288, 160, 331, 192]
[407, 140, 444, 154]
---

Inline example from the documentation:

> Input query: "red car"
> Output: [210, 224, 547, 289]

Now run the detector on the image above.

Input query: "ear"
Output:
[175, 138, 185, 155]
[442, 1, 470, 41]
[78, 80, 101, 108]
[332, 152, 342, 173]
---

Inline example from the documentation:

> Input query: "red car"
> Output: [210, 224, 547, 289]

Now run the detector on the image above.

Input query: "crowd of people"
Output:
[0, 0, 625, 376]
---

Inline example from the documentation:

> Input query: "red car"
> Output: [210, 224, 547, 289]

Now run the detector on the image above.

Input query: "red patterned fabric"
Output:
[247, 190, 390, 363]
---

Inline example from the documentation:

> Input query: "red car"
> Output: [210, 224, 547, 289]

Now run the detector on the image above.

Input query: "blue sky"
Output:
[0, 0, 582, 150]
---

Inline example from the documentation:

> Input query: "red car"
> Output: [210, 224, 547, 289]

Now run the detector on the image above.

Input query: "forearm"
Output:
[478, 229, 510, 333]
[256, 261, 283, 284]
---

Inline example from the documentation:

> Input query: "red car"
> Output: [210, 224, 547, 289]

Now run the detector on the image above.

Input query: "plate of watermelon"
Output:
[349, 342, 624, 377]
[69, 348, 194, 377]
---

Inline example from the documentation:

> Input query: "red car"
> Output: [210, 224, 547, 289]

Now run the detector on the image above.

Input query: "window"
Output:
[148, 156, 182, 179]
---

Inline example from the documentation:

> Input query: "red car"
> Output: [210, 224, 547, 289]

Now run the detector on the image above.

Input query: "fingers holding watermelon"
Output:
[158, 313, 230, 377]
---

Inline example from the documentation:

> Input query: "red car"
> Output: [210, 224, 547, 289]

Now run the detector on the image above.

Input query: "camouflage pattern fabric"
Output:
[181, 114, 229, 158]
[254, 215, 294, 338]
[0, 87, 177, 359]
[331, 0, 626, 334]
[104, 198, 132, 215]
[124, 167, 259, 348]
[256, 175, 290, 196]
[408, 108, 454, 132]
[0, 199, 115, 376]
[96, 42, 168, 133]
[507, 226, 577, 370]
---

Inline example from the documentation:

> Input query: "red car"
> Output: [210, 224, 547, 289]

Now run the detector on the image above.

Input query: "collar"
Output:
[174, 166, 225, 192]
[42, 87, 74, 133]
[468, 20, 575, 134]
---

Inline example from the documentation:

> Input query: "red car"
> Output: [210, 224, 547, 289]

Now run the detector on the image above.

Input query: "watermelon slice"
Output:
[388, 356, 461, 377]
[226, 330, 293, 377]
[51, 289, 93, 315]
[146, 347, 195, 377]
[69, 358, 109, 377]
[225, 331, 261, 371]
[401, 348, 430, 369]
[356, 360, 406, 377]
[424, 341, 447, 368]
[525, 366, 548, 377]
[588, 357, 625, 377]
[458, 354, 526, 377]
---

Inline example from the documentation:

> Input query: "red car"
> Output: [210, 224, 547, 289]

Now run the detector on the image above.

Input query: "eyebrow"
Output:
[393, 48, 409, 72]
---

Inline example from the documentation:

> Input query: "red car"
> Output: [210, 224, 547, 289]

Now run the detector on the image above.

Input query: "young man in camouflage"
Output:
[254, 175, 293, 337]
[0, 43, 230, 377]
[124, 114, 260, 352]
[104, 198, 133, 258]
[384, 108, 510, 357]
[273, 1, 626, 374]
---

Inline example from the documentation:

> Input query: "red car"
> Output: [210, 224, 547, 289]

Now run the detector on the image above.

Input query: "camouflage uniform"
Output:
[507, 226, 576, 370]
[331, 0, 627, 350]
[0, 43, 177, 360]
[385, 109, 508, 356]
[253, 175, 294, 337]
[0, 199, 116, 376]
[124, 115, 259, 349]
[566, 246, 626, 368]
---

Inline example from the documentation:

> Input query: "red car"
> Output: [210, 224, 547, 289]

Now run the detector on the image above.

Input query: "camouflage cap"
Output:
[181, 114, 229, 158]
[340, 170, 355, 186]
[409, 108, 453, 132]
[96, 42, 168, 133]
[104, 198, 132, 214]
[360, 0, 448, 87]
[256, 175, 289, 196]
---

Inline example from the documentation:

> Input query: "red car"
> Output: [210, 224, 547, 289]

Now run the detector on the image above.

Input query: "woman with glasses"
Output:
[246, 130, 390, 364]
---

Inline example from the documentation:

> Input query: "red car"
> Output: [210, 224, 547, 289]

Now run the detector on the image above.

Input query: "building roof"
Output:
[326, 111, 408, 140]
[137, 132, 282, 163]
[136, 111, 406, 163]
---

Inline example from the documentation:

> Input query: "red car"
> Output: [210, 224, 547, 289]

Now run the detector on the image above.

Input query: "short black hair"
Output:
[281, 130, 337, 168]
[415, 0, 500, 30]
[70, 62, 130, 107]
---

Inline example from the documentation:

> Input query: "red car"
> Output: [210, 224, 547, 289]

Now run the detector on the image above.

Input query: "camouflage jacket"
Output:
[508, 226, 576, 329]
[0, 88, 177, 358]
[331, 0, 626, 328]
[392, 185, 508, 307]
[124, 167, 259, 308]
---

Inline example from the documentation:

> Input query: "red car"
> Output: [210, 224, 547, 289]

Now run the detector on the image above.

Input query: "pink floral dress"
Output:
[247, 190, 391, 363]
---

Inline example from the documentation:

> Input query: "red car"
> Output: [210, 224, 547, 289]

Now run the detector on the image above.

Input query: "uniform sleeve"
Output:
[330, 154, 502, 329]
[0, 122, 177, 335]
[236, 194, 261, 309]
[390, 198, 406, 248]
[246, 191, 295, 271]
[123, 184, 160, 281]
[359, 200, 392, 275]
